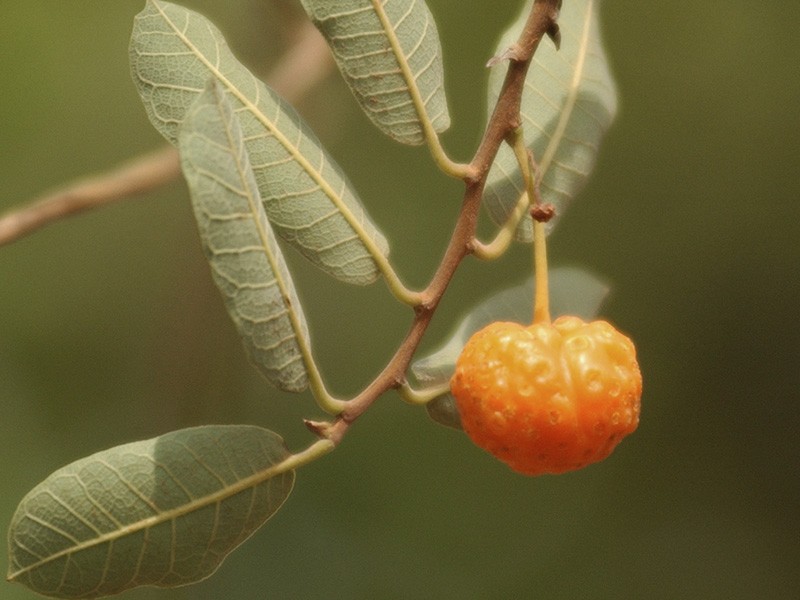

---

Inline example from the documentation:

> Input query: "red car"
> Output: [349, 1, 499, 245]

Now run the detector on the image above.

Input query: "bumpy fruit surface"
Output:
[450, 316, 641, 475]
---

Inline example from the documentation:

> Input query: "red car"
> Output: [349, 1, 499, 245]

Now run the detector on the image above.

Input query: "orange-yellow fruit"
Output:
[450, 316, 641, 476]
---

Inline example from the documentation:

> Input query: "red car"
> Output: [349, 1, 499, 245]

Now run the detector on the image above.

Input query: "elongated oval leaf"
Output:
[412, 268, 610, 428]
[179, 80, 311, 392]
[7, 425, 295, 599]
[130, 0, 389, 285]
[300, 0, 450, 145]
[484, 0, 618, 241]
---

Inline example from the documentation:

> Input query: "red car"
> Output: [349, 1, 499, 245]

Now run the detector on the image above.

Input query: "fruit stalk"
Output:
[510, 129, 552, 325]
[532, 219, 550, 324]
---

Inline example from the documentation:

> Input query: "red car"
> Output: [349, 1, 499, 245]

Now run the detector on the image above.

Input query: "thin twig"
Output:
[0, 147, 180, 247]
[0, 19, 333, 248]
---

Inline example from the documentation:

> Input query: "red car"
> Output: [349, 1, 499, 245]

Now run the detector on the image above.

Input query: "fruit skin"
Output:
[450, 316, 641, 476]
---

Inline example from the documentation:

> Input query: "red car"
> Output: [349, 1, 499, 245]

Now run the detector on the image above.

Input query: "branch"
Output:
[320, 0, 563, 445]
[0, 147, 179, 247]
[0, 18, 334, 248]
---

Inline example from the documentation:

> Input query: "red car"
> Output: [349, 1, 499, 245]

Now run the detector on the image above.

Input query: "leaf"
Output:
[300, 0, 450, 145]
[130, 0, 390, 285]
[7, 425, 295, 599]
[484, 0, 618, 241]
[412, 268, 609, 429]
[179, 80, 311, 392]
[425, 394, 464, 431]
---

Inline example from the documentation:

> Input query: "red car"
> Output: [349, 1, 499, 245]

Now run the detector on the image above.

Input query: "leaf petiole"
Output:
[373, 253, 425, 307]
[300, 347, 349, 415]
[366, 0, 470, 179]
[470, 188, 531, 260]
[426, 134, 473, 180]
[397, 381, 451, 405]
[284, 437, 337, 468]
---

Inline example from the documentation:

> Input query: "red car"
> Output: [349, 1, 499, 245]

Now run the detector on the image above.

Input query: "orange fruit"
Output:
[450, 316, 641, 475]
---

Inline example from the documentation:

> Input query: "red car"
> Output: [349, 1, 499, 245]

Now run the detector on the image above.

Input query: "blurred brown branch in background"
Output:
[0, 18, 333, 248]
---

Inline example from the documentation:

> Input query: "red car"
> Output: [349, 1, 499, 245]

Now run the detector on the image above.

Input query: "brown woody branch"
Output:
[0, 18, 333, 248]
[324, 0, 563, 444]
[0, 147, 180, 246]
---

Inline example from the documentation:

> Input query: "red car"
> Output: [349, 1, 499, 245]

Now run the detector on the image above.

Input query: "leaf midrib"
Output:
[209, 82, 312, 385]
[537, 0, 595, 177]
[369, 0, 437, 141]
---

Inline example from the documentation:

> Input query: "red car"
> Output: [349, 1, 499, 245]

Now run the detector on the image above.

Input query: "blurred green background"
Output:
[2, 1, 798, 599]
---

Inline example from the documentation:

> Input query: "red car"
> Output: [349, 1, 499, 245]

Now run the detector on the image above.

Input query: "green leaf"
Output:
[179, 80, 311, 392]
[130, 0, 390, 285]
[412, 268, 610, 429]
[484, 0, 618, 241]
[7, 425, 295, 599]
[300, 0, 450, 145]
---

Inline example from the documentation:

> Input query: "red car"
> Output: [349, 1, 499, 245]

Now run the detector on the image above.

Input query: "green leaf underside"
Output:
[484, 0, 618, 241]
[130, 0, 389, 285]
[7, 426, 294, 599]
[300, 0, 450, 145]
[179, 81, 310, 392]
[412, 268, 609, 428]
